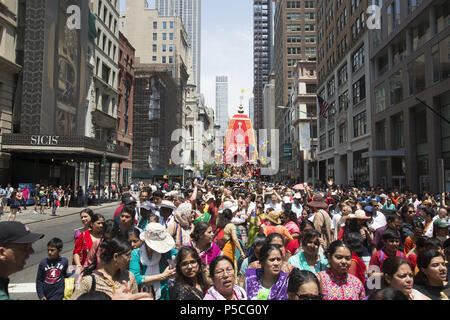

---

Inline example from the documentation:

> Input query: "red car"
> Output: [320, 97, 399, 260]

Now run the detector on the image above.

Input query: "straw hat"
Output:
[139, 223, 175, 253]
[218, 201, 238, 213]
[307, 194, 328, 209]
[343, 209, 371, 220]
[266, 211, 282, 225]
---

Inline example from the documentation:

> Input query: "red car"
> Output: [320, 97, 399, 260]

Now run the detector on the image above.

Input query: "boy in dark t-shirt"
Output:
[36, 238, 69, 300]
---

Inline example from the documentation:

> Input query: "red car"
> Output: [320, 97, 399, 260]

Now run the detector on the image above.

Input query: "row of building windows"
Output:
[152, 44, 175, 52]
[319, 110, 367, 151]
[152, 33, 175, 41]
[153, 21, 175, 30]
[152, 56, 174, 64]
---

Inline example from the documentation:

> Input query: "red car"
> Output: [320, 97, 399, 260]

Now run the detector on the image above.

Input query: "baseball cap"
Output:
[124, 196, 137, 205]
[0, 222, 44, 246]
[140, 201, 154, 211]
[433, 218, 450, 229]
[364, 206, 374, 213]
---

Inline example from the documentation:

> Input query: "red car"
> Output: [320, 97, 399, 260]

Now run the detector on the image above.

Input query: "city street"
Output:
[4, 202, 120, 300]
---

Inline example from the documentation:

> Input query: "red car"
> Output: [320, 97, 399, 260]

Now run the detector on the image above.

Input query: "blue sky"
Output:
[120, 0, 253, 118]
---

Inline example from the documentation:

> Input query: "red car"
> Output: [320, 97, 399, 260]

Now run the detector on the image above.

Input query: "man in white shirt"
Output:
[366, 204, 387, 232]
[425, 207, 448, 238]
[291, 193, 303, 219]
[264, 193, 283, 212]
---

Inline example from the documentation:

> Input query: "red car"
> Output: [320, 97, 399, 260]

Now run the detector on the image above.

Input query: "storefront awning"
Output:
[1, 134, 129, 161]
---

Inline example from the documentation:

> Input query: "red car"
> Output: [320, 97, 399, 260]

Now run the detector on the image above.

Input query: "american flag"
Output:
[317, 95, 330, 119]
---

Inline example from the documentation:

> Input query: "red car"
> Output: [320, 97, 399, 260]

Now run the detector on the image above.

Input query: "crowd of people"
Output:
[0, 176, 449, 301]
[214, 163, 260, 182]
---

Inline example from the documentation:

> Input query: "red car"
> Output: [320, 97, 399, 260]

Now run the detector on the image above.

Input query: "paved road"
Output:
[5, 202, 119, 300]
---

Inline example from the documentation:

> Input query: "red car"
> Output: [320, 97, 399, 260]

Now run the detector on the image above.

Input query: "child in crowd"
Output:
[36, 238, 69, 300]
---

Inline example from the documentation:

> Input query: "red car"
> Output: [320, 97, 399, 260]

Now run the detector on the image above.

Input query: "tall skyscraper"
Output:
[253, 0, 273, 131]
[155, 0, 202, 92]
[273, 0, 317, 181]
[315, 0, 372, 187]
[216, 76, 229, 139]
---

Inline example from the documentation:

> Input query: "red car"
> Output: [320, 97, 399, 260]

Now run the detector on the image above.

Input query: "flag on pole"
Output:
[317, 95, 330, 119]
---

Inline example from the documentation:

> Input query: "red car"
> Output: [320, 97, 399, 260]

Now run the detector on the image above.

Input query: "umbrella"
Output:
[293, 184, 305, 190]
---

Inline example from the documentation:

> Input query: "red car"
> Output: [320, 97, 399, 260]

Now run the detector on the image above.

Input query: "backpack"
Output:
[213, 227, 227, 249]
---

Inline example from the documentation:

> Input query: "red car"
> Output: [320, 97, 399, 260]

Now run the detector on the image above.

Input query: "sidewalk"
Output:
[0, 201, 121, 225]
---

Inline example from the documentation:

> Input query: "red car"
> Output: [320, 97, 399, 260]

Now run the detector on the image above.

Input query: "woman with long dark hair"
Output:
[413, 249, 449, 300]
[71, 237, 139, 300]
[316, 240, 366, 300]
[245, 244, 289, 300]
[170, 246, 208, 300]
[214, 208, 245, 268]
[382, 256, 430, 300]
[73, 214, 105, 273]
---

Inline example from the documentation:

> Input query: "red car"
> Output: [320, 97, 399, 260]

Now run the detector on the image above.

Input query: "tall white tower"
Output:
[215, 76, 229, 139]
[155, 0, 201, 92]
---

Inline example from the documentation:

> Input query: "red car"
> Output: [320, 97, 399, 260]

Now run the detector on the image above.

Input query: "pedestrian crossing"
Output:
[8, 283, 37, 293]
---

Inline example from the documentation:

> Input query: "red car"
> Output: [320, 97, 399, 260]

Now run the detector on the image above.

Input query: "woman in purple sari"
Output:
[245, 244, 289, 300]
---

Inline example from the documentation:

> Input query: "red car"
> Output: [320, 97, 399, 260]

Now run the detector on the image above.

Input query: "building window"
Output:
[408, 54, 425, 95]
[352, 76, 366, 105]
[287, 36, 302, 43]
[352, 46, 364, 72]
[327, 77, 335, 96]
[390, 69, 403, 105]
[320, 134, 326, 151]
[408, 0, 423, 15]
[392, 113, 404, 149]
[337, 64, 348, 86]
[374, 83, 386, 113]
[162, 44, 167, 52]
[152, 44, 157, 52]
[153, 21, 157, 29]
[169, 33, 174, 40]
[287, 1, 301, 9]
[152, 56, 157, 62]
[169, 44, 174, 52]
[163, 21, 167, 29]
[353, 111, 367, 137]
[327, 159, 335, 179]
[287, 24, 301, 32]
[170, 21, 174, 29]
[169, 56, 173, 64]
[376, 120, 386, 150]
[153, 33, 157, 40]
[339, 91, 349, 112]
[286, 13, 301, 21]
[392, 39, 407, 65]
[435, 2, 450, 34]
[339, 122, 348, 144]
[162, 33, 167, 40]
[412, 19, 430, 51]
[162, 56, 166, 63]
[328, 129, 335, 148]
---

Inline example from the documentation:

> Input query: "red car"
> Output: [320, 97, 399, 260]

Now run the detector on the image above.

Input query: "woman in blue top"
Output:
[287, 229, 328, 273]
[130, 223, 178, 300]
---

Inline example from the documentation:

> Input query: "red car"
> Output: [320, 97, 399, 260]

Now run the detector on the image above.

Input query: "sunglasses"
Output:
[295, 293, 322, 300]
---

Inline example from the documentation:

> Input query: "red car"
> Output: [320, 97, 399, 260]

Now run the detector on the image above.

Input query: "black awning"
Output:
[2, 134, 129, 162]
